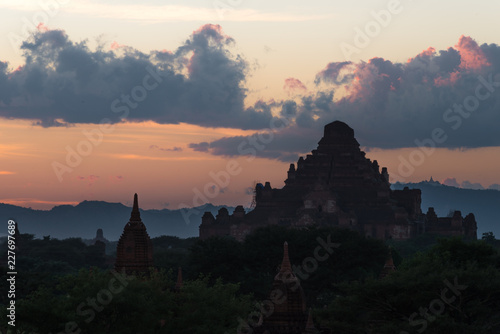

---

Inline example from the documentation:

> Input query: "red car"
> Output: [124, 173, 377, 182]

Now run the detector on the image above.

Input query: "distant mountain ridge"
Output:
[0, 201, 234, 241]
[392, 180, 500, 237]
[2, 181, 499, 240]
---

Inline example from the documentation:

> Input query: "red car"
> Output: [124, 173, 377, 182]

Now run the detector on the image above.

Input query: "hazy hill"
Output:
[393, 181, 500, 237]
[0, 201, 234, 241]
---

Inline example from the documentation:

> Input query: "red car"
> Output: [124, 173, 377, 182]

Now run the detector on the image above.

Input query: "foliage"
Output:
[189, 226, 389, 304]
[1, 269, 252, 334]
[316, 238, 500, 333]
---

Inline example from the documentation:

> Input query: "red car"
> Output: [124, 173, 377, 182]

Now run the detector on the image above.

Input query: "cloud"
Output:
[442, 177, 460, 188]
[188, 125, 319, 162]
[283, 78, 307, 96]
[3, 31, 500, 161]
[455, 35, 490, 70]
[31, 2, 332, 23]
[189, 142, 210, 152]
[77, 174, 99, 186]
[0, 25, 278, 129]
[110, 41, 125, 50]
[315, 61, 352, 84]
[149, 145, 183, 152]
[189, 35, 500, 160]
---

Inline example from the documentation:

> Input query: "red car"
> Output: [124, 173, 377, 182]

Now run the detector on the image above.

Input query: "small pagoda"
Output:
[255, 242, 310, 334]
[115, 193, 154, 275]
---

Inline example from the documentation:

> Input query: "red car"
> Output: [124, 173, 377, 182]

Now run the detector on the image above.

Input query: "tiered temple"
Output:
[200, 121, 477, 242]
[115, 193, 154, 275]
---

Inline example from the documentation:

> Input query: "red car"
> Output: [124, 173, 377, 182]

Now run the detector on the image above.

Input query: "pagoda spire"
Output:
[275, 241, 296, 282]
[175, 267, 183, 290]
[305, 308, 316, 333]
[280, 241, 292, 273]
[130, 193, 141, 222]
[115, 193, 153, 275]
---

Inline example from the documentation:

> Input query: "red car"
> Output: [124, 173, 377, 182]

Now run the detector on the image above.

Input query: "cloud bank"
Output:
[0, 24, 278, 129]
[1, 28, 500, 161]
[190, 35, 500, 160]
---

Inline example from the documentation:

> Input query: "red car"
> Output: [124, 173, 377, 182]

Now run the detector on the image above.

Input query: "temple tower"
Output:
[115, 193, 154, 275]
[255, 242, 308, 334]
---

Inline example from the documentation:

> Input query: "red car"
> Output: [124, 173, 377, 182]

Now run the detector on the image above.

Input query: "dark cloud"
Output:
[315, 61, 352, 84]
[190, 35, 500, 160]
[149, 145, 182, 152]
[188, 126, 319, 162]
[2, 30, 500, 160]
[189, 142, 210, 152]
[0, 24, 277, 129]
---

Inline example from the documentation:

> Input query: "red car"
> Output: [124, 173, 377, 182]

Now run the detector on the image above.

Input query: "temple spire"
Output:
[305, 308, 316, 333]
[115, 193, 153, 275]
[379, 248, 396, 279]
[175, 267, 183, 290]
[280, 241, 292, 273]
[130, 193, 141, 222]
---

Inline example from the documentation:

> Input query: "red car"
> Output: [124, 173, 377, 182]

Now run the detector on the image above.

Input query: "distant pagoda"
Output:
[115, 193, 154, 275]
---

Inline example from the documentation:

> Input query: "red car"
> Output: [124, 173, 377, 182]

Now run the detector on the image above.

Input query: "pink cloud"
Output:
[434, 71, 461, 87]
[111, 41, 125, 50]
[283, 77, 307, 96]
[37, 22, 49, 32]
[455, 35, 490, 70]
[407, 46, 435, 63]
[442, 177, 460, 188]
[192, 24, 231, 43]
[77, 175, 100, 186]
[344, 58, 399, 101]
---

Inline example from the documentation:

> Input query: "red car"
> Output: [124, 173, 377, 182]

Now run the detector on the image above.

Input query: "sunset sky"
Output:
[1, 0, 500, 210]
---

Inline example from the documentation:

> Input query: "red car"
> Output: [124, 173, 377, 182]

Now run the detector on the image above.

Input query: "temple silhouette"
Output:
[115, 193, 154, 275]
[200, 121, 477, 241]
[254, 242, 320, 334]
